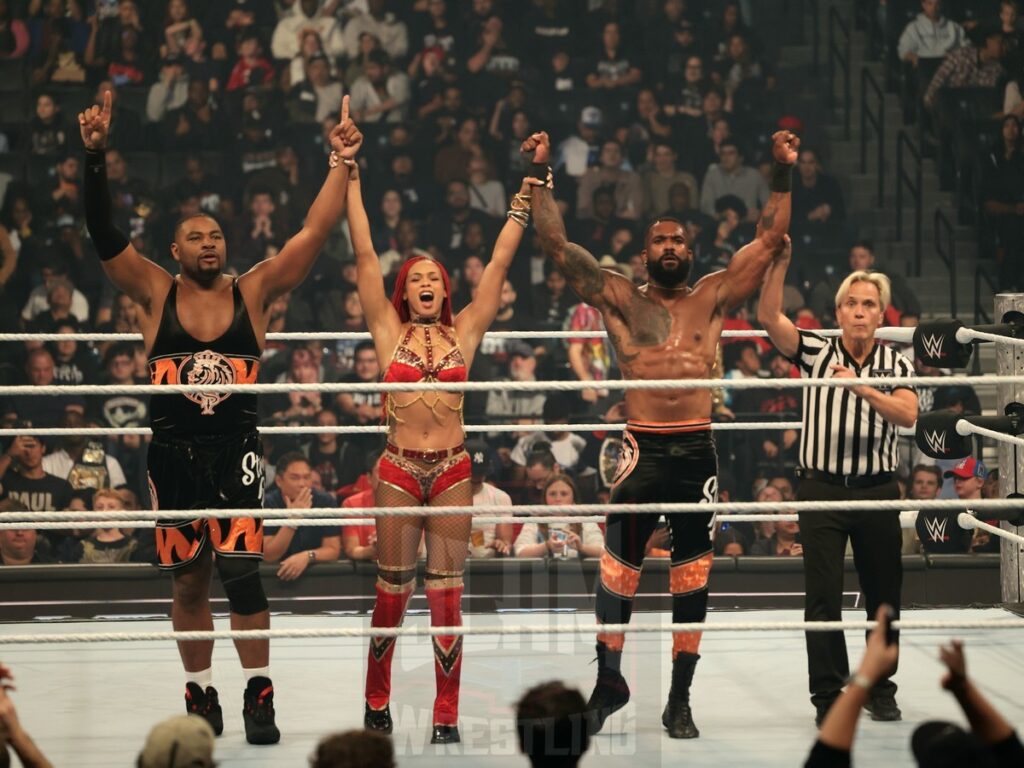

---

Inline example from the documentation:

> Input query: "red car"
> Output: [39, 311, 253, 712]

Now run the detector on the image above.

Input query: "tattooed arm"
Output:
[524, 132, 633, 311]
[715, 130, 799, 311]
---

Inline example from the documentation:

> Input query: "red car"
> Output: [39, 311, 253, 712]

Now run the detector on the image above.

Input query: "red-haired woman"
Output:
[345, 126, 532, 744]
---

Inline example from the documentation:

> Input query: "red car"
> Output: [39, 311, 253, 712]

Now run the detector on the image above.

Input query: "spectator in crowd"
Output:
[310, 728, 396, 768]
[555, 106, 603, 179]
[146, 53, 190, 124]
[336, 340, 385, 458]
[641, 141, 699, 220]
[791, 148, 846, 253]
[287, 51, 344, 125]
[576, 140, 642, 221]
[305, 408, 356, 495]
[805, 608, 1024, 767]
[0, 1, 29, 61]
[98, 342, 148, 429]
[714, 526, 748, 556]
[344, 0, 408, 63]
[136, 714, 216, 768]
[0, 661, 53, 767]
[349, 49, 410, 124]
[67, 488, 141, 564]
[586, 20, 643, 118]
[426, 179, 494, 256]
[340, 454, 383, 563]
[515, 680, 590, 768]
[29, 91, 69, 157]
[2, 349, 85, 429]
[263, 452, 341, 582]
[162, 77, 225, 151]
[160, 0, 203, 59]
[481, 341, 547, 423]
[514, 474, 604, 559]
[468, 439, 513, 558]
[749, 516, 802, 557]
[700, 139, 769, 220]
[225, 30, 275, 92]
[939, 457, 998, 553]
[923, 27, 1005, 110]
[664, 55, 706, 120]
[467, 155, 505, 219]
[41, 412, 128, 491]
[0, 433, 73, 514]
[48, 319, 99, 386]
[564, 298, 614, 408]
[807, 241, 922, 324]
[271, 0, 344, 64]
[511, 395, 587, 474]
[529, 264, 573, 332]
[981, 115, 1024, 291]
[722, 341, 766, 410]
[0, 508, 50, 566]
[515, 448, 559, 506]
[24, 276, 87, 334]
[898, 0, 967, 68]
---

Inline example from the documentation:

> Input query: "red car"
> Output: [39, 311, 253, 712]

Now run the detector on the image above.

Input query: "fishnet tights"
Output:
[375, 479, 472, 577]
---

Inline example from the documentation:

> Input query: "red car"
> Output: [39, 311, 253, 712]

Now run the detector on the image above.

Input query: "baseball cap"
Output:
[911, 720, 996, 768]
[944, 457, 987, 481]
[580, 106, 603, 128]
[465, 439, 493, 478]
[507, 341, 535, 358]
[137, 715, 216, 768]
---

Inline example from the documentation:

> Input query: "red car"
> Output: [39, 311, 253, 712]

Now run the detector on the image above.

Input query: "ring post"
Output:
[996, 294, 1024, 611]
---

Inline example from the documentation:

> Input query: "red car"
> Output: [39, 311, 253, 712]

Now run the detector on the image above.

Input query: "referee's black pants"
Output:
[797, 477, 903, 707]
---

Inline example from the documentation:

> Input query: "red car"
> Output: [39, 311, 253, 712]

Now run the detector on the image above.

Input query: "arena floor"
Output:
[2, 608, 1023, 767]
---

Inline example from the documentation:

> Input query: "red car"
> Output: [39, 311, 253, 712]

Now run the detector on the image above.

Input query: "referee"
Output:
[757, 239, 918, 727]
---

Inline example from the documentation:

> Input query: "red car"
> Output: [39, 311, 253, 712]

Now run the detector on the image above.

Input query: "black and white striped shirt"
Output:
[791, 331, 915, 476]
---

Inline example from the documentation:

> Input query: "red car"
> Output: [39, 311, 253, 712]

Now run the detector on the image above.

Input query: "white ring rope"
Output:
[0, 328, 920, 343]
[5, 326, 1022, 346]
[2, 514, 806, 532]
[957, 421, 1024, 448]
[957, 513, 1024, 545]
[0, 374, 1017, 397]
[0, 422, 809, 437]
[4, 499, 1020, 524]
[957, 328, 1024, 346]
[1, 618, 1023, 645]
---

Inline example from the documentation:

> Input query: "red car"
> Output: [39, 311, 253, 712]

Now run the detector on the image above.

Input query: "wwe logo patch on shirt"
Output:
[869, 368, 896, 393]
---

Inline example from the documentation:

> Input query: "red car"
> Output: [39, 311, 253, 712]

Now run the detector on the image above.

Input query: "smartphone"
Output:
[881, 605, 898, 646]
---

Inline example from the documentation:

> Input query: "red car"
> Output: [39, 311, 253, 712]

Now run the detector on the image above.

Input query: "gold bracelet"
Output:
[510, 192, 531, 212]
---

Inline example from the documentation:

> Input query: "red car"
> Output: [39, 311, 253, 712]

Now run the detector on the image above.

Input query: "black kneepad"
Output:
[216, 557, 268, 615]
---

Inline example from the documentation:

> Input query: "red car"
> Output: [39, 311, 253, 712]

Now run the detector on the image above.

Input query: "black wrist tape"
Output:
[84, 148, 131, 261]
[531, 162, 550, 178]
[770, 162, 793, 193]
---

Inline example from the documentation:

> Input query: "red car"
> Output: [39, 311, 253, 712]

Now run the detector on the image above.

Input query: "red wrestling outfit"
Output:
[364, 276, 472, 743]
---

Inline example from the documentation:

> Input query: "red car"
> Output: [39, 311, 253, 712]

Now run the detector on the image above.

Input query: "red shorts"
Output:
[378, 447, 471, 504]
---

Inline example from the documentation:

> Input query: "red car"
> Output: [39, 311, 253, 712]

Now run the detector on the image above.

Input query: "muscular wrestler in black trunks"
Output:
[525, 128, 797, 739]
[81, 92, 361, 744]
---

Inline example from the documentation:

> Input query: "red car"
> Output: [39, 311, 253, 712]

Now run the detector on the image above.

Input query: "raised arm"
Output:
[756, 235, 800, 359]
[345, 154, 401, 353]
[522, 131, 633, 311]
[244, 96, 361, 307]
[455, 178, 530, 351]
[80, 91, 171, 316]
[715, 130, 798, 311]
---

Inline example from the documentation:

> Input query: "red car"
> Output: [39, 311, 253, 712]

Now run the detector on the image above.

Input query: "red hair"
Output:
[390, 255, 453, 326]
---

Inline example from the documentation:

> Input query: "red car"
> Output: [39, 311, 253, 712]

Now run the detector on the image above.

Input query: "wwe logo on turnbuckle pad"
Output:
[923, 515, 948, 543]
[923, 430, 947, 455]
[920, 333, 945, 360]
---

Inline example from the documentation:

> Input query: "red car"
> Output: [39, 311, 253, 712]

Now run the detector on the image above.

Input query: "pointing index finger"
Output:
[341, 94, 349, 124]
[102, 90, 112, 119]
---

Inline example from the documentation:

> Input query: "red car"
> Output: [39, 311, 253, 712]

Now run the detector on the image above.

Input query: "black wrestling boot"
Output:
[662, 652, 699, 739]
[185, 683, 223, 736]
[242, 676, 281, 745]
[364, 702, 394, 734]
[431, 724, 461, 744]
[585, 643, 630, 735]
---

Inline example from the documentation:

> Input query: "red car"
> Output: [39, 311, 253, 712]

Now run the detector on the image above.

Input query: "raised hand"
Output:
[939, 639, 967, 691]
[330, 95, 363, 160]
[521, 131, 551, 165]
[771, 129, 800, 165]
[78, 90, 112, 151]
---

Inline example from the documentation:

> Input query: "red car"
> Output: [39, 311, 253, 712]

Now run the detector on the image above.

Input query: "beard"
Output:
[647, 255, 691, 287]
[184, 258, 223, 286]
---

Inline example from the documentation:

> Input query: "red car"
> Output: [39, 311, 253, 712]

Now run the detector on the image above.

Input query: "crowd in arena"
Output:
[0, 0, 1010, 570]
